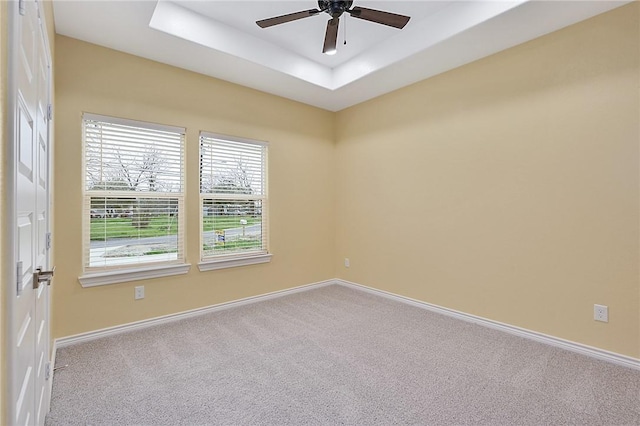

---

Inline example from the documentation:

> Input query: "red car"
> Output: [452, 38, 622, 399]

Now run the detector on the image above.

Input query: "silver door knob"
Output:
[33, 266, 55, 289]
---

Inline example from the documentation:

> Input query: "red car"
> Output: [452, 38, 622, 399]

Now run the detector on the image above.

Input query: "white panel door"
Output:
[33, 5, 52, 422]
[12, 0, 52, 424]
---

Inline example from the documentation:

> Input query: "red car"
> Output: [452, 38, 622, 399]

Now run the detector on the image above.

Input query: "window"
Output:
[81, 113, 186, 281]
[199, 132, 269, 270]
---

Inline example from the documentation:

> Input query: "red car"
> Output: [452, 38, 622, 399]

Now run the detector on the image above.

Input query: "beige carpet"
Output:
[47, 285, 640, 425]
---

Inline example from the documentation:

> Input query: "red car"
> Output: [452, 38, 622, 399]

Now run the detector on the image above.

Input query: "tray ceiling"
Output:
[53, 1, 630, 111]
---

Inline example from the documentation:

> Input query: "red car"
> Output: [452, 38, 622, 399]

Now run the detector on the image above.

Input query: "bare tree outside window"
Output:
[199, 133, 267, 260]
[83, 115, 185, 270]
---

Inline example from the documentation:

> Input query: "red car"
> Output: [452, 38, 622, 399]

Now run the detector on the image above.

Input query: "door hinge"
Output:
[47, 104, 53, 121]
[16, 261, 23, 296]
[45, 362, 51, 380]
[46, 232, 52, 250]
[18, 0, 25, 16]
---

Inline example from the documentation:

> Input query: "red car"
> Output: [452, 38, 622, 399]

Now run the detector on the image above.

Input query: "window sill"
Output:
[198, 253, 272, 272]
[79, 263, 191, 287]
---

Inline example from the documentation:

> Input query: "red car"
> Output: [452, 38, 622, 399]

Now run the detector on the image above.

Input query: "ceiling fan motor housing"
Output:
[318, 1, 354, 18]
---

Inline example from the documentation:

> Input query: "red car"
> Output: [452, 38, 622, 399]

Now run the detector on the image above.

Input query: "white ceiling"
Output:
[53, 1, 630, 111]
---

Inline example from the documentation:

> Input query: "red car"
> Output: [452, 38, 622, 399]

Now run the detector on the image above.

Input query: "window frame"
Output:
[198, 131, 271, 271]
[79, 113, 190, 287]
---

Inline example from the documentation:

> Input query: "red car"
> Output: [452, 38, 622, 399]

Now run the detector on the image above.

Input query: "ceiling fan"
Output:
[256, 1, 411, 55]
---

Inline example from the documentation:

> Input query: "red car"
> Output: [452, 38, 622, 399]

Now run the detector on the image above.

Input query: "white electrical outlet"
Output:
[594, 304, 608, 322]
[134, 286, 145, 300]
[344, 258, 350, 268]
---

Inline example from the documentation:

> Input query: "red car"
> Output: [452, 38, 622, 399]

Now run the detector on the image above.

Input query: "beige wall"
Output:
[53, 36, 336, 338]
[335, 4, 640, 358]
[43, 1, 55, 58]
[53, 4, 639, 360]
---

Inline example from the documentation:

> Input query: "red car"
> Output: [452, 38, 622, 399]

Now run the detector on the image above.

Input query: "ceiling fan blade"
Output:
[256, 9, 320, 28]
[322, 18, 339, 54]
[347, 7, 410, 29]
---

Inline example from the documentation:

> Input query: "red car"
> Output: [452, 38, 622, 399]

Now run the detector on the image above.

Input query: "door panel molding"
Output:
[6, 0, 54, 424]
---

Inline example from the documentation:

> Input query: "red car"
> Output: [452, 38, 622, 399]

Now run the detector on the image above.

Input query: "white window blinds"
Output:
[82, 113, 185, 271]
[199, 132, 268, 260]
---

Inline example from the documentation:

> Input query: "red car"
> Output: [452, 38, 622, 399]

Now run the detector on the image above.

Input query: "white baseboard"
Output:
[334, 279, 640, 371]
[54, 279, 335, 348]
[53, 277, 640, 372]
